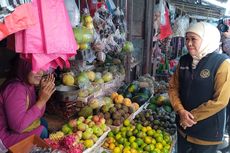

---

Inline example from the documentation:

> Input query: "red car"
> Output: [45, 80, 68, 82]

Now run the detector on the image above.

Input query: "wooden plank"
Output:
[143, 0, 154, 74]
[132, 21, 144, 37]
[133, 0, 145, 21]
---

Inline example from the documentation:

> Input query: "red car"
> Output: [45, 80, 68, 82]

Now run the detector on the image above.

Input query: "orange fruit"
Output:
[115, 95, 124, 104]
[131, 103, 139, 111]
[111, 92, 118, 100]
[123, 98, 132, 106]
[109, 143, 116, 150]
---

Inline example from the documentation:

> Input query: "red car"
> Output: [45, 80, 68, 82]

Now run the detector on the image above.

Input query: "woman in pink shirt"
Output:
[0, 56, 55, 148]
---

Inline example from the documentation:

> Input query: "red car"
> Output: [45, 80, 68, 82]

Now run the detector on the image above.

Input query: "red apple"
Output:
[99, 118, 106, 124]
[68, 119, 77, 128]
[92, 115, 100, 123]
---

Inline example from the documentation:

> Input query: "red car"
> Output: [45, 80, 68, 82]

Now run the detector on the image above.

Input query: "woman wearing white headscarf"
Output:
[169, 22, 230, 153]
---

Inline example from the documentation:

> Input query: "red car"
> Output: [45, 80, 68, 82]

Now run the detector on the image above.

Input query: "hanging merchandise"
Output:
[159, 1, 173, 40]
[172, 15, 189, 37]
[105, 0, 116, 14]
[92, 6, 126, 54]
[15, 0, 78, 72]
[0, 3, 36, 41]
[170, 37, 185, 59]
[64, 0, 80, 27]
[0, 0, 32, 22]
[79, 0, 108, 16]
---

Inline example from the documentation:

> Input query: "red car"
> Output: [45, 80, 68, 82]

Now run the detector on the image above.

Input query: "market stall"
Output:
[0, 0, 229, 153]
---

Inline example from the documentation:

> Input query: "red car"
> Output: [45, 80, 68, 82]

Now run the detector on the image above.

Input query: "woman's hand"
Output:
[178, 109, 197, 129]
[36, 74, 56, 109]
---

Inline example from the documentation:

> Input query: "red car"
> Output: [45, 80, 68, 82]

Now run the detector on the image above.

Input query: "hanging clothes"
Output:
[0, 3, 36, 41]
[15, 0, 78, 72]
[0, 0, 32, 22]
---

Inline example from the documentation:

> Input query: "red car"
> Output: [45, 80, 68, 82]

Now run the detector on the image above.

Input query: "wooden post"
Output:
[143, 0, 154, 74]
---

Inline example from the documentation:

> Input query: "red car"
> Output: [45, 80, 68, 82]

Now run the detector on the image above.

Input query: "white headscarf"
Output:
[186, 22, 221, 68]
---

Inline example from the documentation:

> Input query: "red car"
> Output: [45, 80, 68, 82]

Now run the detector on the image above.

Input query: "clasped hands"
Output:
[178, 109, 197, 130]
[38, 74, 56, 103]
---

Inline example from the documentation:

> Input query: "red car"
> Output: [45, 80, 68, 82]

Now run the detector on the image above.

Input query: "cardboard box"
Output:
[8, 135, 50, 153]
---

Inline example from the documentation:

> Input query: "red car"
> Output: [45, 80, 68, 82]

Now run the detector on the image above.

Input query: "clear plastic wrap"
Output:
[64, 0, 80, 27]
[172, 15, 189, 37]
[73, 26, 93, 44]
[92, 32, 106, 52]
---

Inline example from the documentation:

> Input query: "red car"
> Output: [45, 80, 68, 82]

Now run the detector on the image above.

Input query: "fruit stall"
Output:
[4, 0, 177, 152]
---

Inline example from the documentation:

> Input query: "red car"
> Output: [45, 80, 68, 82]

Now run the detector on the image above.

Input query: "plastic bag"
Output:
[15, 0, 77, 72]
[73, 26, 93, 44]
[0, 139, 7, 153]
[0, 3, 36, 41]
[64, 0, 80, 27]
[0, 0, 32, 22]
[113, 7, 127, 33]
[172, 15, 189, 37]
[105, 0, 116, 14]
[92, 32, 106, 52]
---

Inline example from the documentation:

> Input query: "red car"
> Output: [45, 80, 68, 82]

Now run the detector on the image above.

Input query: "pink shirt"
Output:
[0, 81, 45, 148]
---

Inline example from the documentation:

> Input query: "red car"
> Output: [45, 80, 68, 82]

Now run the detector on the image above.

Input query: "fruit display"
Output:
[102, 119, 172, 153]
[95, 103, 134, 127]
[90, 92, 139, 127]
[117, 83, 152, 106]
[46, 115, 109, 152]
[147, 95, 172, 112]
[134, 108, 176, 136]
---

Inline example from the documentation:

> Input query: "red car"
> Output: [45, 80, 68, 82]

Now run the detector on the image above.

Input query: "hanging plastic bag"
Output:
[0, 139, 7, 153]
[0, 3, 36, 41]
[173, 15, 189, 37]
[73, 26, 93, 44]
[0, 0, 32, 22]
[105, 0, 116, 14]
[159, 3, 172, 40]
[15, 0, 77, 72]
[64, 0, 80, 27]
